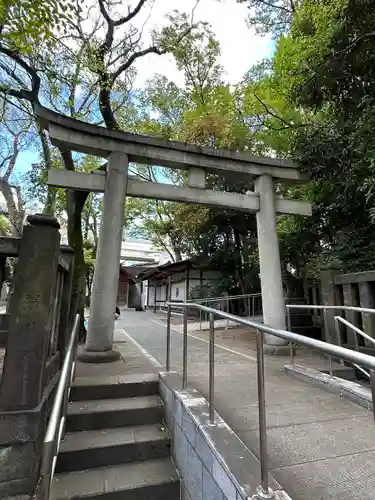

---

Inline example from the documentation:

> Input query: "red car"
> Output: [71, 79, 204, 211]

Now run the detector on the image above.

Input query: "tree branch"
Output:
[113, 0, 148, 26]
[0, 61, 26, 89]
[253, 93, 306, 128]
[0, 45, 40, 102]
[0, 85, 34, 101]
[255, 0, 293, 14]
[112, 45, 162, 81]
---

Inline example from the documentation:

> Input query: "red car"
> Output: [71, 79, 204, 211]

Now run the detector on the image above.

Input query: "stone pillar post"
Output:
[342, 283, 360, 346]
[320, 261, 341, 345]
[0, 214, 61, 409]
[254, 175, 287, 351]
[358, 282, 375, 347]
[79, 152, 128, 363]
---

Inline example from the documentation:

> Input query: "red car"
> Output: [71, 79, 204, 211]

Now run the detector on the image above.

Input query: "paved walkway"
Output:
[75, 332, 157, 379]
[116, 310, 375, 500]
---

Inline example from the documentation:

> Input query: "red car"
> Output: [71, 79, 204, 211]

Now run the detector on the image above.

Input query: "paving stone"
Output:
[271, 450, 375, 500]
[182, 483, 192, 500]
[212, 457, 237, 500]
[181, 406, 198, 447]
[195, 429, 214, 472]
[186, 441, 203, 500]
[239, 415, 375, 469]
[173, 421, 187, 482]
[202, 466, 224, 500]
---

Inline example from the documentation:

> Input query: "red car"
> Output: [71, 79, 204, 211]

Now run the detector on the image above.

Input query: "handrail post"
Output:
[166, 304, 171, 371]
[209, 313, 215, 423]
[333, 316, 345, 367]
[323, 308, 333, 376]
[370, 369, 375, 422]
[287, 306, 294, 365]
[255, 329, 274, 499]
[183, 308, 188, 389]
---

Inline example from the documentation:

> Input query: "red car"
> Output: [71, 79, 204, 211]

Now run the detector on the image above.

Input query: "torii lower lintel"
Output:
[47, 168, 312, 217]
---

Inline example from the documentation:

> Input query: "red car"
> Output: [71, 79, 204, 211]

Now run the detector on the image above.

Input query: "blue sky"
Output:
[12, 0, 275, 183]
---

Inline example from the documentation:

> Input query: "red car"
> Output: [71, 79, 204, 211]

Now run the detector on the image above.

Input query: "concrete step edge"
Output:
[51, 458, 180, 500]
[71, 374, 159, 401]
[60, 424, 170, 453]
[67, 395, 163, 415]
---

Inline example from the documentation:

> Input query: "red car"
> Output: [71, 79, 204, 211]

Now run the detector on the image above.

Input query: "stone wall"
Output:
[0, 215, 74, 499]
[159, 371, 291, 500]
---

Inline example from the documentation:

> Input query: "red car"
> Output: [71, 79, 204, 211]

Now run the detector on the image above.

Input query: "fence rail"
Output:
[37, 314, 80, 500]
[166, 301, 375, 498]
[287, 303, 375, 374]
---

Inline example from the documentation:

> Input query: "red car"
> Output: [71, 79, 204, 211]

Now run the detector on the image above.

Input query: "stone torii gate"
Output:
[37, 106, 312, 362]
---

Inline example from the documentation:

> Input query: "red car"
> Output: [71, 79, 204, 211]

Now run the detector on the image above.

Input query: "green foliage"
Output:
[237, 0, 298, 38]
[0, 0, 78, 52]
[268, 0, 375, 272]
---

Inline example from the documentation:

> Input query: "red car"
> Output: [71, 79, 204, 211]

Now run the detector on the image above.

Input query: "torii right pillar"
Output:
[255, 174, 288, 354]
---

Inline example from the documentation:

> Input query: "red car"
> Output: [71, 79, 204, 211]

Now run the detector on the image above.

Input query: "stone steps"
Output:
[70, 373, 159, 401]
[57, 424, 171, 472]
[66, 395, 164, 432]
[51, 373, 180, 500]
[51, 458, 180, 500]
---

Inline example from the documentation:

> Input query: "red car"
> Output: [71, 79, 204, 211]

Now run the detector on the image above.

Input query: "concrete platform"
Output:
[116, 310, 375, 500]
[75, 327, 158, 379]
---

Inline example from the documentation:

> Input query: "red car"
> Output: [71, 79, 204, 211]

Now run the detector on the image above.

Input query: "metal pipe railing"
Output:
[182, 308, 188, 389]
[333, 315, 375, 420]
[287, 304, 375, 314]
[287, 303, 375, 374]
[165, 301, 375, 499]
[187, 293, 263, 330]
[209, 313, 215, 423]
[334, 315, 375, 349]
[187, 292, 262, 304]
[37, 314, 80, 499]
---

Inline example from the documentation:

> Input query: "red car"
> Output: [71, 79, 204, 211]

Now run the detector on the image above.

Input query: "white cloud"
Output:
[128, 0, 272, 88]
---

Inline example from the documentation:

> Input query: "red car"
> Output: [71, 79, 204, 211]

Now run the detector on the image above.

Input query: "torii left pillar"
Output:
[79, 152, 128, 362]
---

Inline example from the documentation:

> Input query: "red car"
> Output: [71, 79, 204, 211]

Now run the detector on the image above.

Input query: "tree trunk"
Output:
[60, 149, 89, 341]
[44, 188, 57, 215]
[67, 189, 88, 342]
[0, 179, 23, 236]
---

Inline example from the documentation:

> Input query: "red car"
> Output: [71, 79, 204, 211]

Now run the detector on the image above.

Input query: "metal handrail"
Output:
[286, 304, 375, 314]
[334, 316, 375, 379]
[37, 314, 80, 499]
[165, 301, 375, 499]
[334, 315, 375, 349]
[286, 303, 375, 376]
[187, 292, 262, 303]
[186, 293, 263, 331]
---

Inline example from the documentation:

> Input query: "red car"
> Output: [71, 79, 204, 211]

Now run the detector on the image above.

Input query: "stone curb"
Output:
[284, 364, 373, 412]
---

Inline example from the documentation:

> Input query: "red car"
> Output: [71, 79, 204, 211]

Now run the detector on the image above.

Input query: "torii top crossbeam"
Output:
[36, 105, 307, 184]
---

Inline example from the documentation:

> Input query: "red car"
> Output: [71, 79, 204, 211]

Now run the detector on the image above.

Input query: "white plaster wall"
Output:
[171, 280, 187, 301]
